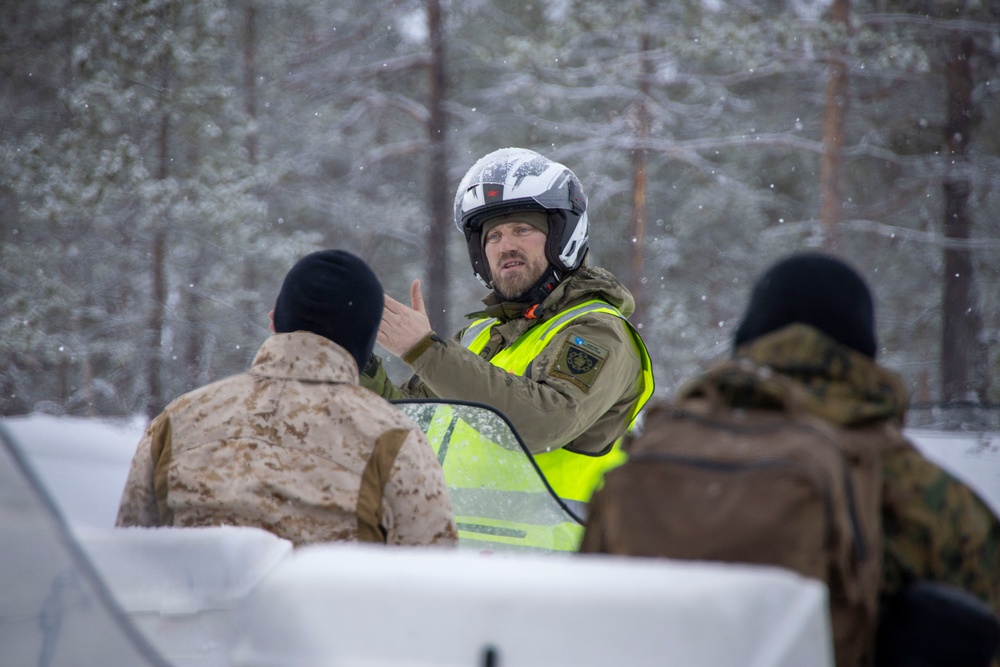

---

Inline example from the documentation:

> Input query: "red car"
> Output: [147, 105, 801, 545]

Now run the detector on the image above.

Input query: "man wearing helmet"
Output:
[362, 148, 654, 513]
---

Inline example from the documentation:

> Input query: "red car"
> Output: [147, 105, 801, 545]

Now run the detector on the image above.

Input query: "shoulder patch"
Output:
[549, 336, 609, 393]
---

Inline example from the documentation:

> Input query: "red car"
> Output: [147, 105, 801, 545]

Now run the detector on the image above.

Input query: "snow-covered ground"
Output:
[1, 412, 997, 667]
[2, 412, 839, 667]
[3, 412, 998, 527]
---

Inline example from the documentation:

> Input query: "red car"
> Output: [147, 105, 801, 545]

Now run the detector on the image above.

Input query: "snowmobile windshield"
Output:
[392, 399, 585, 553]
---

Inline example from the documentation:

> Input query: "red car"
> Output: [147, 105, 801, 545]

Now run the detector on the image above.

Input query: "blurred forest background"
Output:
[2, 0, 998, 428]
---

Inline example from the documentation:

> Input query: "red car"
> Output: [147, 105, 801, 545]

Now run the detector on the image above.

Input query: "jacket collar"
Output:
[249, 332, 359, 384]
[474, 266, 636, 324]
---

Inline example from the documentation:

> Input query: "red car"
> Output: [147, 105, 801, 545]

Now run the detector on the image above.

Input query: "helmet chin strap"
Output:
[493, 265, 562, 312]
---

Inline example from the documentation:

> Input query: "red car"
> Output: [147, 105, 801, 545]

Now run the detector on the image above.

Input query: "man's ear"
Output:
[268, 309, 275, 333]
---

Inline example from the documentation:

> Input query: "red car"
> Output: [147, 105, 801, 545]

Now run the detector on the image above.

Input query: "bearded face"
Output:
[484, 220, 549, 300]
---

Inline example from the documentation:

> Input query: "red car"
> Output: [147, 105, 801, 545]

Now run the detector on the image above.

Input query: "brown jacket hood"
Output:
[681, 323, 909, 428]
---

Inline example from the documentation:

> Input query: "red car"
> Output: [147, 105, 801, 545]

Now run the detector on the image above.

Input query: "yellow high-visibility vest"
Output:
[418, 402, 586, 553]
[461, 299, 654, 507]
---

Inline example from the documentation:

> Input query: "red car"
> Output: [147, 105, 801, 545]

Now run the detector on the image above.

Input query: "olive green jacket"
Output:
[725, 324, 1000, 615]
[361, 267, 649, 455]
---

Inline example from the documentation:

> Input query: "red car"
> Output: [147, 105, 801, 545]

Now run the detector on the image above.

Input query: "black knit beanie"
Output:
[733, 252, 877, 358]
[272, 249, 384, 371]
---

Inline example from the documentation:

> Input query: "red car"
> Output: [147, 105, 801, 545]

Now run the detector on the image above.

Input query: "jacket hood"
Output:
[474, 267, 635, 323]
[681, 323, 909, 427]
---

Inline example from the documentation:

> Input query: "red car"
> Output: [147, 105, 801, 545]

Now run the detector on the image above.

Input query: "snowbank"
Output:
[231, 543, 831, 667]
[0, 413, 145, 528]
[4, 412, 997, 529]
[2, 412, 997, 667]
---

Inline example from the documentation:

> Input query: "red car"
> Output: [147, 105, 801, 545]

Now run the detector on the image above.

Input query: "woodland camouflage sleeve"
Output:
[880, 446, 1000, 616]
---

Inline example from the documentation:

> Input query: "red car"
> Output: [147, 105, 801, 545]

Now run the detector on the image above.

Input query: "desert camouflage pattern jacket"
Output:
[116, 332, 457, 548]
[726, 324, 1000, 615]
[361, 266, 648, 455]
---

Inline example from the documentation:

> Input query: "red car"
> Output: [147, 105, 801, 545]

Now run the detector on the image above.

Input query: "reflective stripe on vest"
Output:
[463, 300, 654, 505]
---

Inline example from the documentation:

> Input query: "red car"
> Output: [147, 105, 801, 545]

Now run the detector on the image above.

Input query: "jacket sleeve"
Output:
[359, 354, 438, 400]
[406, 313, 644, 454]
[114, 413, 169, 527]
[380, 428, 458, 547]
[881, 446, 1000, 617]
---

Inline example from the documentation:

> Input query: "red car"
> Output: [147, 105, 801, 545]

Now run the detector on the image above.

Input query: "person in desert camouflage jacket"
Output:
[115, 250, 457, 548]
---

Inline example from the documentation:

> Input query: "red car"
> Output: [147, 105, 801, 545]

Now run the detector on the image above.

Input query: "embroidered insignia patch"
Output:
[550, 336, 609, 393]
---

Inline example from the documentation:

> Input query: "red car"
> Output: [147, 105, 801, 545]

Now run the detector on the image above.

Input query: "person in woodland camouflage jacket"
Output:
[583, 252, 999, 665]
[116, 250, 457, 548]
[721, 253, 999, 622]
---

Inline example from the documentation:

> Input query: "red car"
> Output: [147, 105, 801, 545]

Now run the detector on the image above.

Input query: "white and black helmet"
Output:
[454, 147, 589, 289]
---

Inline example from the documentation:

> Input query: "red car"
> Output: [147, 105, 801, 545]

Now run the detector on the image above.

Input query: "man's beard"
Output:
[491, 251, 548, 301]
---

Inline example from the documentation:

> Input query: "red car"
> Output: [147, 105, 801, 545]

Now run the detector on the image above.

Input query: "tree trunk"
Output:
[183, 258, 205, 392]
[819, 0, 850, 251]
[940, 35, 984, 405]
[628, 17, 653, 329]
[243, 3, 259, 166]
[242, 3, 260, 346]
[146, 226, 167, 419]
[80, 354, 96, 416]
[146, 31, 173, 418]
[424, 0, 450, 334]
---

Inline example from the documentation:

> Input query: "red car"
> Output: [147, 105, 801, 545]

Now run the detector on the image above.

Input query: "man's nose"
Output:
[496, 231, 520, 253]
